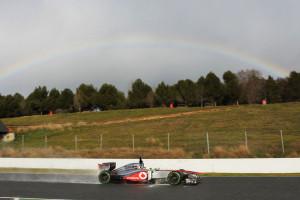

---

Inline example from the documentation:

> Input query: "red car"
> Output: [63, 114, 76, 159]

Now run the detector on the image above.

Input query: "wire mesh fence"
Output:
[0, 129, 299, 157]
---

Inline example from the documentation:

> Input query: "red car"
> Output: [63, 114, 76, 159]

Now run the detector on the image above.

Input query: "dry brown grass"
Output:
[77, 121, 88, 126]
[0, 147, 189, 158]
[0, 147, 78, 158]
[287, 151, 300, 157]
[207, 145, 251, 158]
[15, 123, 73, 133]
[11, 108, 223, 134]
[145, 137, 160, 145]
[0, 146, 298, 158]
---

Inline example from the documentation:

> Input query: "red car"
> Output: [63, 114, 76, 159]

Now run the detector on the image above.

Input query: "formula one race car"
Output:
[98, 157, 202, 185]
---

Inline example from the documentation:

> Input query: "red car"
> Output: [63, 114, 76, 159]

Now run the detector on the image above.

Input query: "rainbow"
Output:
[0, 34, 290, 79]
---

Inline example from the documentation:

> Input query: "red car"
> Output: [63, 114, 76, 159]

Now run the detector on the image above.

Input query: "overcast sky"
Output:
[0, 0, 299, 96]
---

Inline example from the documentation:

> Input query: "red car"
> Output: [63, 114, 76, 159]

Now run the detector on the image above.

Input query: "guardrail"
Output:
[0, 158, 299, 173]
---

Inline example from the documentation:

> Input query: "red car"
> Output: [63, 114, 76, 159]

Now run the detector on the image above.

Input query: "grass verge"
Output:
[1, 102, 300, 158]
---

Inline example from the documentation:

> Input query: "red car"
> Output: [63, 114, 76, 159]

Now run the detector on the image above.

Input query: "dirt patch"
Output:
[13, 108, 225, 133]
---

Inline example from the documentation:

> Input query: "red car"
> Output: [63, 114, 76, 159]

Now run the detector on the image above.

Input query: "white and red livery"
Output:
[98, 157, 202, 185]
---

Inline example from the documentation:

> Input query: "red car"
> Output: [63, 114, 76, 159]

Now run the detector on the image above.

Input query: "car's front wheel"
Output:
[167, 171, 182, 185]
[98, 170, 111, 184]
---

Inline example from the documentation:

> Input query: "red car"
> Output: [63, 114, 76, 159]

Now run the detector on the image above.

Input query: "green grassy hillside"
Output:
[1, 103, 300, 158]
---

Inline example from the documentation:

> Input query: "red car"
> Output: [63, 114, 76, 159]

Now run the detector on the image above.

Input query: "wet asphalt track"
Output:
[0, 176, 300, 200]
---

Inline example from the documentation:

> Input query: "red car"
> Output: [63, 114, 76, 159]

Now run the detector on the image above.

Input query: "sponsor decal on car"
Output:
[138, 172, 147, 180]
[124, 171, 148, 181]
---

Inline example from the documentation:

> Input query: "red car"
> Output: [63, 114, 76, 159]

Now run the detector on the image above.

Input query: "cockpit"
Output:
[111, 157, 145, 175]
[116, 163, 142, 171]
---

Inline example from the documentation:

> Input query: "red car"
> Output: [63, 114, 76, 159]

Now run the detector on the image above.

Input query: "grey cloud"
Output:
[0, 0, 299, 95]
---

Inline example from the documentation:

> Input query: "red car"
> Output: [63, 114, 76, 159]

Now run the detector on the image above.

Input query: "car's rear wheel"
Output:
[167, 171, 182, 185]
[98, 170, 111, 184]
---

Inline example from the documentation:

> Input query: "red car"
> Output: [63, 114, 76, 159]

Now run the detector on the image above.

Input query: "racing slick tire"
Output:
[167, 171, 182, 185]
[98, 170, 111, 184]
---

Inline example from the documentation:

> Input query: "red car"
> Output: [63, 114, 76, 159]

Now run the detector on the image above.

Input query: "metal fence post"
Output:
[280, 130, 285, 154]
[167, 133, 170, 151]
[21, 135, 24, 150]
[244, 129, 248, 150]
[75, 135, 78, 151]
[99, 134, 103, 150]
[44, 135, 48, 149]
[206, 132, 210, 156]
[132, 134, 135, 152]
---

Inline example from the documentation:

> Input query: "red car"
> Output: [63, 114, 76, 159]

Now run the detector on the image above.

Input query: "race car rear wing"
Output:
[98, 162, 116, 171]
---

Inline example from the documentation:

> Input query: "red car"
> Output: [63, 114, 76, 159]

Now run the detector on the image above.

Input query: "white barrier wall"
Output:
[0, 158, 299, 173]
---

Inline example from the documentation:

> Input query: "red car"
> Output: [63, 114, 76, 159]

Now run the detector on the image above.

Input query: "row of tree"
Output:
[0, 69, 299, 118]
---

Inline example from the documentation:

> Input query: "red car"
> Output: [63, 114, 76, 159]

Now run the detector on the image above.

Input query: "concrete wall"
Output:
[0, 158, 299, 173]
